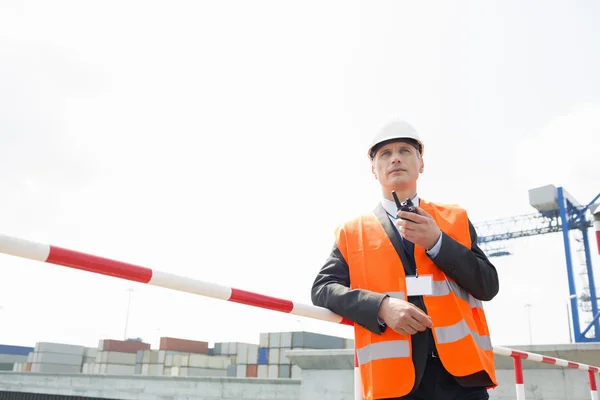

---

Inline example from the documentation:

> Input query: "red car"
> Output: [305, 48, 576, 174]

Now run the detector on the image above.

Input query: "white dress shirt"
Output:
[380, 194, 442, 258]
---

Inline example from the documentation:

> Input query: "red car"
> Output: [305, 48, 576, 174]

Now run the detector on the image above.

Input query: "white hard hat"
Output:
[367, 120, 424, 159]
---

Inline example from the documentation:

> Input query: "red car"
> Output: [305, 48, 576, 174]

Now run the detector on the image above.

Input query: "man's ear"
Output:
[419, 157, 424, 173]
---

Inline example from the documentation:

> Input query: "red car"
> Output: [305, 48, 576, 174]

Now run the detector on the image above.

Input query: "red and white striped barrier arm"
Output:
[0, 233, 599, 400]
[0, 234, 353, 325]
[494, 346, 599, 400]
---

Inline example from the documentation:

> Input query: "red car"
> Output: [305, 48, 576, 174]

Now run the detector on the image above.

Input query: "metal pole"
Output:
[525, 304, 533, 345]
[568, 301, 574, 343]
[558, 187, 582, 341]
[581, 227, 599, 340]
[513, 355, 526, 399]
[589, 370, 598, 400]
[124, 288, 133, 341]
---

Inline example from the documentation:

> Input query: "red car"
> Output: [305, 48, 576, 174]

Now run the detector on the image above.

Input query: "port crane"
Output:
[473, 185, 600, 343]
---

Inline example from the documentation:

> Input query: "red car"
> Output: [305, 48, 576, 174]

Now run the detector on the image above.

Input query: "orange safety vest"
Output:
[335, 200, 497, 400]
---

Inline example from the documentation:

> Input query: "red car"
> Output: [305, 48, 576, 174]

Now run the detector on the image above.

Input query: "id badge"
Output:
[406, 275, 433, 296]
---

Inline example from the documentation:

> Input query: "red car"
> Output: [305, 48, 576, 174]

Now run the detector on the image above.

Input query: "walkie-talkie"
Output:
[392, 191, 417, 219]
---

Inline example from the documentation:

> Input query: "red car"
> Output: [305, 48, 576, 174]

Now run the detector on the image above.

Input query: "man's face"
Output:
[371, 140, 424, 190]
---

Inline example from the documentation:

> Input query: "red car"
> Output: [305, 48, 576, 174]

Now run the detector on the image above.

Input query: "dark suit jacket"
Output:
[311, 203, 499, 396]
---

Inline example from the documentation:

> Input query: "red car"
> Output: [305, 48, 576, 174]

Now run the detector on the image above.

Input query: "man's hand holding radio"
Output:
[396, 207, 442, 251]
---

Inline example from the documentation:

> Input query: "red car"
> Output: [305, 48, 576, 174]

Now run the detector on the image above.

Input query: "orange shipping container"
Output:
[100, 339, 151, 353]
[159, 337, 208, 354]
[246, 364, 257, 378]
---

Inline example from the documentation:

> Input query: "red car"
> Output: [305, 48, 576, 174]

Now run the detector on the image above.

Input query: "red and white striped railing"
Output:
[0, 233, 597, 400]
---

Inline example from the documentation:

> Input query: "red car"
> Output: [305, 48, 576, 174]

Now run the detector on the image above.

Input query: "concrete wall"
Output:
[0, 372, 301, 400]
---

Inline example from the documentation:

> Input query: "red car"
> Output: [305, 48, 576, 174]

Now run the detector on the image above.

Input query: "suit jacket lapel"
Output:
[373, 203, 414, 276]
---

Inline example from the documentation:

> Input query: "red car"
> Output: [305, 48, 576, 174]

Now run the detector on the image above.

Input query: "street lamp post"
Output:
[525, 303, 533, 345]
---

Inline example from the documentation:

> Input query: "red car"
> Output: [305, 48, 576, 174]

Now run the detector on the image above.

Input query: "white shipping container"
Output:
[268, 333, 281, 348]
[257, 365, 268, 378]
[34, 342, 85, 356]
[0, 354, 27, 364]
[84, 347, 97, 358]
[236, 345, 248, 364]
[141, 363, 164, 376]
[142, 350, 161, 364]
[278, 348, 291, 364]
[33, 352, 83, 366]
[163, 367, 172, 376]
[181, 354, 190, 367]
[97, 351, 136, 365]
[247, 345, 258, 364]
[81, 363, 94, 374]
[97, 363, 136, 375]
[211, 355, 232, 369]
[173, 354, 183, 367]
[291, 365, 302, 379]
[236, 364, 246, 378]
[159, 351, 167, 364]
[188, 354, 209, 368]
[259, 333, 269, 347]
[280, 332, 292, 348]
[268, 348, 279, 364]
[30, 363, 81, 374]
[267, 364, 279, 378]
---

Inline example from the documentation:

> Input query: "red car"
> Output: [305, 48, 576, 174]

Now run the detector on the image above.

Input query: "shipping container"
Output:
[99, 339, 150, 354]
[213, 343, 221, 355]
[141, 363, 164, 376]
[236, 364, 246, 378]
[159, 337, 208, 354]
[291, 364, 301, 379]
[291, 331, 345, 349]
[0, 363, 14, 371]
[267, 364, 278, 378]
[30, 363, 81, 374]
[280, 332, 292, 348]
[0, 354, 27, 364]
[0, 344, 34, 356]
[257, 364, 268, 378]
[258, 347, 269, 365]
[35, 343, 85, 356]
[278, 348, 291, 364]
[259, 333, 269, 347]
[95, 351, 136, 365]
[268, 348, 279, 364]
[268, 332, 280, 348]
[226, 364, 236, 377]
[32, 352, 83, 366]
[246, 364, 257, 378]
[278, 364, 291, 378]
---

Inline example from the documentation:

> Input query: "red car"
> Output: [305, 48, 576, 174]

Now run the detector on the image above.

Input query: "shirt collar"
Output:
[382, 193, 420, 219]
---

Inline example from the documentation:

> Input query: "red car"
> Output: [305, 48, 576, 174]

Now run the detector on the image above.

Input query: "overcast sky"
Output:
[0, 0, 599, 351]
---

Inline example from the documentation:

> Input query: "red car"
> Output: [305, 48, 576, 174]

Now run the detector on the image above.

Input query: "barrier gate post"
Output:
[0, 233, 599, 400]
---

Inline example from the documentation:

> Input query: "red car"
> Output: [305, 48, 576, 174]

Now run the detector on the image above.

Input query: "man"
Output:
[311, 120, 499, 400]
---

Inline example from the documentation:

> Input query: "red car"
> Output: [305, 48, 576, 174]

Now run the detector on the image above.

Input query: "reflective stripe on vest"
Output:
[356, 340, 410, 366]
[435, 319, 493, 351]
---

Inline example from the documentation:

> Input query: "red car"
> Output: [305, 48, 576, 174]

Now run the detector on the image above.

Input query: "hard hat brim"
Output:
[368, 137, 424, 160]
